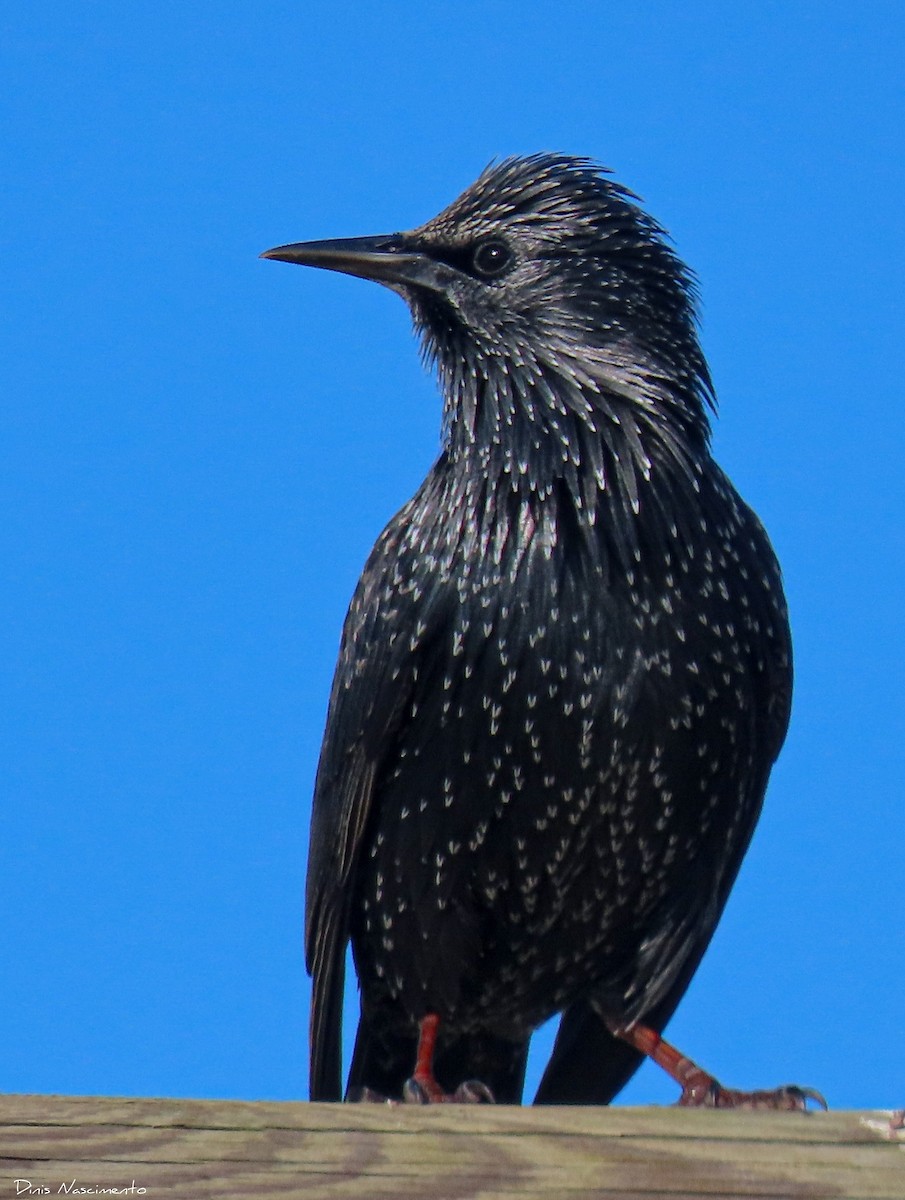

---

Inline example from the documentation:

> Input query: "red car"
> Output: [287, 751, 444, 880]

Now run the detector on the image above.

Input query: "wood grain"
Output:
[1, 1095, 903, 1199]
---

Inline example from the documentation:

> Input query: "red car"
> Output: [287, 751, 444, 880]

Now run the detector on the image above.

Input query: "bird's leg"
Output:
[403, 1013, 445, 1102]
[890, 1109, 905, 1134]
[402, 1014, 495, 1104]
[607, 1019, 827, 1111]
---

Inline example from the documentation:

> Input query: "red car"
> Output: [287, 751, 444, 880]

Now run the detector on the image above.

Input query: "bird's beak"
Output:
[260, 234, 441, 293]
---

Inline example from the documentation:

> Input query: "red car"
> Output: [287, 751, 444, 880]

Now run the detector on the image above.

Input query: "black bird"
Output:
[263, 155, 821, 1108]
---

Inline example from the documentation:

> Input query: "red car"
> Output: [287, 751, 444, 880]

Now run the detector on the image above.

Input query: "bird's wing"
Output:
[537, 500, 792, 1106]
[305, 505, 448, 1100]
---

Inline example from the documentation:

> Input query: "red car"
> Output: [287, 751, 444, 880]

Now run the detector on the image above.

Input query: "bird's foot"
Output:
[346, 1078, 494, 1104]
[890, 1109, 905, 1134]
[608, 1019, 826, 1112]
[402, 1074, 494, 1104]
[406, 1012, 493, 1101]
[350, 1012, 495, 1104]
[675, 1066, 826, 1111]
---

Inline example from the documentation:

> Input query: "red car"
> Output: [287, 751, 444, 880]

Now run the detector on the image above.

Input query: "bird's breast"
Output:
[350, 477, 785, 1026]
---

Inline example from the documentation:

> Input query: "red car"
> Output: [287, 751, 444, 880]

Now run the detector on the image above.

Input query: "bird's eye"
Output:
[470, 239, 514, 279]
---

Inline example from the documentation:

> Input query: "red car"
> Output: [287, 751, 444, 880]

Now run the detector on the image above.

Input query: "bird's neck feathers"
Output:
[429, 330, 714, 546]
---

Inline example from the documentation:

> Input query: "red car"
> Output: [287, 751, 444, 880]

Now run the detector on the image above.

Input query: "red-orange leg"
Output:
[406, 1013, 446, 1102]
[402, 1013, 494, 1104]
[607, 1019, 826, 1111]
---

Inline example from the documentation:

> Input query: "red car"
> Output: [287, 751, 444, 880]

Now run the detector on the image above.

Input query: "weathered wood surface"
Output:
[1, 1094, 903, 1199]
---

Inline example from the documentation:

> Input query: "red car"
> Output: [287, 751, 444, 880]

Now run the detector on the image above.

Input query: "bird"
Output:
[262, 154, 823, 1109]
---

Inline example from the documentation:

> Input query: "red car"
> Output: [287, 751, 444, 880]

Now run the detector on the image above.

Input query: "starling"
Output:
[263, 155, 822, 1108]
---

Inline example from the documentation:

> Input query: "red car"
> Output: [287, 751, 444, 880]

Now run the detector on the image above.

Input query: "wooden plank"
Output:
[1, 1095, 903, 1200]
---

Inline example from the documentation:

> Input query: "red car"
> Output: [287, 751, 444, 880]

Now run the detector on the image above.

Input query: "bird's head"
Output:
[263, 155, 713, 459]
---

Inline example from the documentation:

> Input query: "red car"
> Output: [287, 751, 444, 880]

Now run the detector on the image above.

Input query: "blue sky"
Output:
[2, 3, 903, 1109]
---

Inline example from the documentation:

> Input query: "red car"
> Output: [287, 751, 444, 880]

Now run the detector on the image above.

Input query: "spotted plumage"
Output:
[264, 155, 792, 1104]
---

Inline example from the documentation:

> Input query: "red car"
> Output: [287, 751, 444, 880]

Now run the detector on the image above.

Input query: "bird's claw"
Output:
[454, 1079, 495, 1103]
[609, 1022, 826, 1114]
[677, 1068, 827, 1111]
[402, 1075, 495, 1104]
